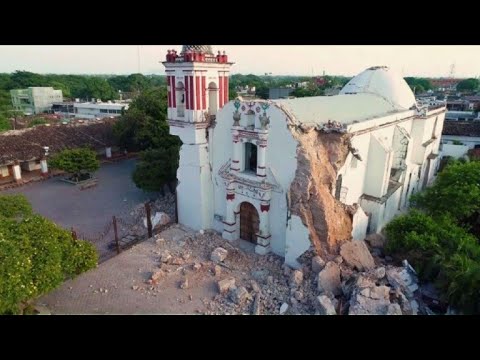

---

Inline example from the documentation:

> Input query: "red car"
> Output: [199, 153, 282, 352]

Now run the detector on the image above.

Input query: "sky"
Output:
[0, 45, 479, 78]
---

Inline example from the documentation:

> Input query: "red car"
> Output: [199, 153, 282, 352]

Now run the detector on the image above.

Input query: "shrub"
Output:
[385, 210, 480, 313]
[0, 194, 33, 219]
[0, 196, 98, 314]
[49, 148, 100, 181]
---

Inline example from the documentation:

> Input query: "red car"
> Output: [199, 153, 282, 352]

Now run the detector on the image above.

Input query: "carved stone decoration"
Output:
[233, 111, 241, 126]
[259, 113, 270, 130]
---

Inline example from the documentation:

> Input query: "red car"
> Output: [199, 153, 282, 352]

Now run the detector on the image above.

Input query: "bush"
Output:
[49, 148, 100, 181]
[0, 194, 33, 218]
[0, 195, 98, 314]
[385, 210, 480, 313]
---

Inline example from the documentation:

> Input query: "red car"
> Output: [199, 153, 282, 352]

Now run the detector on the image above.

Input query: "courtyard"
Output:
[2, 159, 157, 259]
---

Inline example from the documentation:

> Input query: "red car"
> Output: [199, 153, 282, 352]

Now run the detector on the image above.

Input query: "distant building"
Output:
[11, 87, 63, 115]
[268, 87, 294, 99]
[441, 122, 480, 159]
[52, 101, 129, 119]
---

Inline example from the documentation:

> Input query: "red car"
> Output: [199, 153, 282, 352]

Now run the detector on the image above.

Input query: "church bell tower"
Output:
[163, 45, 233, 231]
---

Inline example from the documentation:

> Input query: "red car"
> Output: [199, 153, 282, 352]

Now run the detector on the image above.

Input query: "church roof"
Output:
[339, 66, 416, 110]
[274, 93, 400, 126]
[181, 45, 214, 55]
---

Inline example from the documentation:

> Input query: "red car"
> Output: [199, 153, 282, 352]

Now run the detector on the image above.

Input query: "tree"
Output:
[0, 194, 97, 314]
[456, 78, 479, 92]
[411, 160, 480, 223]
[132, 146, 180, 193]
[49, 148, 100, 182]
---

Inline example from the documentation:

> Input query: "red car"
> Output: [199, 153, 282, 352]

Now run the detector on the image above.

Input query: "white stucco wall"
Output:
[285, 215, 311, 269]
[0, 166, 9, 177]
[20, 160, 41, 172]
[441, 143, 470, 159]
[351, 207, 369, 241]
[211, 101, 299, 258]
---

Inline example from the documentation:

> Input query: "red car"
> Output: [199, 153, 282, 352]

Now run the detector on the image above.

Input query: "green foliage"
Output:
[49, 148, 100, 179]
[385, 210, 480, 313]
[0, 194, 33, 219]
[411, 160, 480, 222]
[452, 139, 464, 145]
[0, 195, 97, 314]
[132, 146, 180, 192]
[456, 78, 479, 92]
[28, 118, 47, 127]
[404, 77, 433, 93]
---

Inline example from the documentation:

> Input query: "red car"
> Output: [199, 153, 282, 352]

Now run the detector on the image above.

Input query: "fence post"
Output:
[113, 216, 120, 254]
[71, 227, 77, 242]
[145, 202, 153, 238]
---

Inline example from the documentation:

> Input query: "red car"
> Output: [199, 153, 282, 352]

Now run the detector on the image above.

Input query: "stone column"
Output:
[105, 147, 112, 159]
[257, 131, 268, 178]
[231, 130, 241, 173]
[12, 161, 22, 183]
[222, 180, 237, 241]
[255, 198, 271, 255]
[40, 158, 48, 176]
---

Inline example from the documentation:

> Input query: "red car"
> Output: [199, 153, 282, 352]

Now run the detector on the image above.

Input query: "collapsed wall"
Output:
[289, 126, 356, 257]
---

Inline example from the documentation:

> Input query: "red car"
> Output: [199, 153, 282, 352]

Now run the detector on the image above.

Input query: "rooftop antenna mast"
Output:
[449, 62, 456, 79]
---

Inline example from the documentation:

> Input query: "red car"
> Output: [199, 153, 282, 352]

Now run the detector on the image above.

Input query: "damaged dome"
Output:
[340, 66, 416, 110]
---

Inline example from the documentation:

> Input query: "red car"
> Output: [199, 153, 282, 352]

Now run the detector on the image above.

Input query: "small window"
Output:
[244, 142, 257, 173]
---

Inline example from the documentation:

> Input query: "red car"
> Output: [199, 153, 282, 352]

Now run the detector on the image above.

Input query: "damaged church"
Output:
[163, 45, 446, 268]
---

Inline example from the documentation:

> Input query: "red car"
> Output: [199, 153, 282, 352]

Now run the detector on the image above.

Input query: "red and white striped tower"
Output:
[163, 46, 233, 231]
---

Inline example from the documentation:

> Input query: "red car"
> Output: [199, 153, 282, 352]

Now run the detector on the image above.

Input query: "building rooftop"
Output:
[442, 121, 480, 137]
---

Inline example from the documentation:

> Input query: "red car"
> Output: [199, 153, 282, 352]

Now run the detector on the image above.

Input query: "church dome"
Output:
[181, 45, 214, 55]
[339, 66, 416, 110]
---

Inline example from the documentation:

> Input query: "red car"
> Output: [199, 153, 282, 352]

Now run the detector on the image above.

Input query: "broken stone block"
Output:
[150, 270, 164, 284]
[155, 238, 165, 245]
[279, 303, 289, 315]
[171, 257, 185, 265]
[311, 256, 326, 273]
[192, 262, 202, 271]
[316, 295, 337, 315]
[374, 267, 386, 279]
[250, 280, 261, 293]
[289, 270, 303, 288]
[340, 240, 375, 271]
[218, 278, 236, 295]
[214, 265, 222, 276]
[334, 256, 343, 264]
[365, 233, 386, 249]
[386, 265, 418, 298]
[160, 251, 172, 263]
[317, 262, 342, 296]
[294, 290, 304, 301]
[211, 247, 228, 263]
[231, 286, 251, 305]
[252, 294, 262, 315]
[180, 278, 189, 289]
[386, 303, 402, 315]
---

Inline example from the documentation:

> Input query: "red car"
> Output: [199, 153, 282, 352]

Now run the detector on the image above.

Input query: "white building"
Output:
[11, 87, 63, 115]
[73, 102, 128, 119]
[165, 46, 446, 268]
[441, 122, 480, 159]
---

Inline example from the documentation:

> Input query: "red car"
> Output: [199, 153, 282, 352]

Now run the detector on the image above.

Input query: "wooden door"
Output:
[240, 202, 259, 243]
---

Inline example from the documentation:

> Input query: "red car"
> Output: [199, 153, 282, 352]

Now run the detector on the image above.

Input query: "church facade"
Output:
[163, 46, 446, 267]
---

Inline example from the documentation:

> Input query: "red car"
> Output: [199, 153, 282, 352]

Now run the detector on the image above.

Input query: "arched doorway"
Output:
[208, 82, 218, 115]
[176, 82, 185, 117]
[240, 202, 259, 243]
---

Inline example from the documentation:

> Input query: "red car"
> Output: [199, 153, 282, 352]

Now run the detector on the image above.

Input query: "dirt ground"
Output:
[36, 224, 317, 315]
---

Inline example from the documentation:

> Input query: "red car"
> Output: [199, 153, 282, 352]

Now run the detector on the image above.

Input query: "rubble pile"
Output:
[138, 225, 439, 315]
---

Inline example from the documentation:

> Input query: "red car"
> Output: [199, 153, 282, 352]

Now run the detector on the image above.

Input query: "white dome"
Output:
[340, 66, 416, 110]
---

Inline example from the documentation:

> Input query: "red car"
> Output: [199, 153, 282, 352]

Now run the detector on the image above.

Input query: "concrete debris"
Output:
[294, 290, 304, 301]
[386, 304, 402, 315]
[289, 270, 304, 288]
[132, 285, 139, 291]
[365, 233, 386, 249]
[180, 278, 189, 289]
[374, 267, 386, 280]
[171, 257, 185, 265]
[214, 265, 222, 276]
[149, 270, 165, 284]
[318, 262, 342, 296]
[249, 280, 261, 294]
[316, 295, 337, 315]
[252, 294, 262, 315]
[192, 262, 202, 271]
[144, 212, 171, 230]
[210, 247, 228, 263]
[386, 262, 418, 298]
[230, 286, 251, 305]
[311, 256, 326, 273]
[160, 251, 172, 263]
[279, 303, 289, 315]
[218, 278, 236, 295]
[155, 238, 165, 245]
[340, 240, 375, 271]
